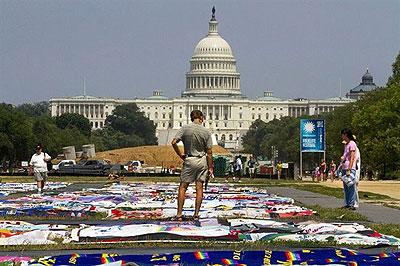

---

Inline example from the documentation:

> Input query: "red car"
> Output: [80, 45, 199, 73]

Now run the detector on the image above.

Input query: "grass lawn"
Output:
[290, 184, 393, 201]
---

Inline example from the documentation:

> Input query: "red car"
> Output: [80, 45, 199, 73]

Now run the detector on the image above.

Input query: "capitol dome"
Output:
[193, 36, 233, 57]
[182, 7, 241, 98]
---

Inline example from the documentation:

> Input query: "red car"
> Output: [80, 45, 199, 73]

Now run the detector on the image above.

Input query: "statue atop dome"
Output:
[211, 6, 216, 21]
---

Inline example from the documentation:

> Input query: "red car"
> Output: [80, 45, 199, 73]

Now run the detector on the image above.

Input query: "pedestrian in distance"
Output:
[339, 129, 359, 210]
[313, 165, 320, 182]
[234, 155, 243, 182]
[171, 110, 213, 221]
[320, 159, 327, 181]
[248, 155, 257, 179]
[276, 161, 283, 180]
[29, 144, 51, 195]
[225, 161, 235, 182]
[329, 160, 337, 182]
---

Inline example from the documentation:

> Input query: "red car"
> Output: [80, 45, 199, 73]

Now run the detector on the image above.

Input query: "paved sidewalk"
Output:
[267, 187, 400, 224]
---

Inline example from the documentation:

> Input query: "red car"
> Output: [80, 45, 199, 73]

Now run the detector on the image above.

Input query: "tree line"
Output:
[243, 53, 400, 179]
[0, 103, 157, 163]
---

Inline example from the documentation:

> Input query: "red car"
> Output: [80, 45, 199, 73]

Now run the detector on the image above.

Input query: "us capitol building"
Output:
[49, 8, 376, 150]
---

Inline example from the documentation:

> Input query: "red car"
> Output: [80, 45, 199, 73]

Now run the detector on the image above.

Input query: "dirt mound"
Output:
[95, 145, 230, 168]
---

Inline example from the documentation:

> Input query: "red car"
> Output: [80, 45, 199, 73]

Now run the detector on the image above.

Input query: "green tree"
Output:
[106, 103, 157, 145]
[352, 83, 400, 179]
[55, 113, 92, 137]
[16, 102, 49, 117]
[387, 52, 400, 87]
[0, 104, 34, 161]
[242, 117, 300, 162]
[90, 128, 145, 151]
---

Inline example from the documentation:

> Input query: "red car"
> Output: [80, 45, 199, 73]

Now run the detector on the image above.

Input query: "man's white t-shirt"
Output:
[235, 158, 242, 171]
[29, 152, 51, 172]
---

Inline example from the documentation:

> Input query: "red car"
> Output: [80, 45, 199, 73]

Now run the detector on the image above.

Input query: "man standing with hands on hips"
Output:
[29, 144, 51, 194]
[171, 110, 213, 221]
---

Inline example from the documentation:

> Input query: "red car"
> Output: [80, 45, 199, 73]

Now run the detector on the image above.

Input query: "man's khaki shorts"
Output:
[180, 156, 208, 183]
[34, 171, 48, 182]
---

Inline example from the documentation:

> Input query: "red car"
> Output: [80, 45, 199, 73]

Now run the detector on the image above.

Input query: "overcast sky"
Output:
[1, 0, 399, 104]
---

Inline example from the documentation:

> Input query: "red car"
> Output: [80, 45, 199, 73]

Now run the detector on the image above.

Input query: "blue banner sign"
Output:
[300, 119, 325, 152]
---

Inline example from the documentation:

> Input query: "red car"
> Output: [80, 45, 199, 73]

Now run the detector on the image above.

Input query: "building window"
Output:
[100, 122, 103, 127]
[221, 134, 226, 141]
[224, 122, 227, 127]
[215, 134, 218, 140]
[258, 108, 261, 111]
[155, 112, 158, 119]
[215, 123, 218, 127]
[252, 114, 255, 119]
[274, 114, 277, 119]
[239, 113, 242, 119]
[95, 122, 98, 128]
[274, 108, 276, 110]
[266, 113, 269, 119]
[162, 113, 166, 119]
[179, 122, 182, 127]
[252, 108, 255, 111]
[162, 123, 165, 127]
[239, 122, 242, 128]
[258, 114, 261, 119]
[229, 134, 233, 141]
[90, 122, 93, 127]
[180, 106, 183, 109]
[179, 113, 183, 118]
[147, 107, 150, 110]
[280, 108, 283, 110]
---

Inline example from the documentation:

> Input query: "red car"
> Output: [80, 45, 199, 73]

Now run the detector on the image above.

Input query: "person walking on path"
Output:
[340, 129, 359, 210]
[248, 155, 257, 179]
[234, 155, 243, 182]
[329, 160, 337, 182]
[171, 110, 213, 221]
[320, 159, 327, 181]
[225, 161, 235, 182]
[276, 161, 283, 180]
[29, 144, 51, 194]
